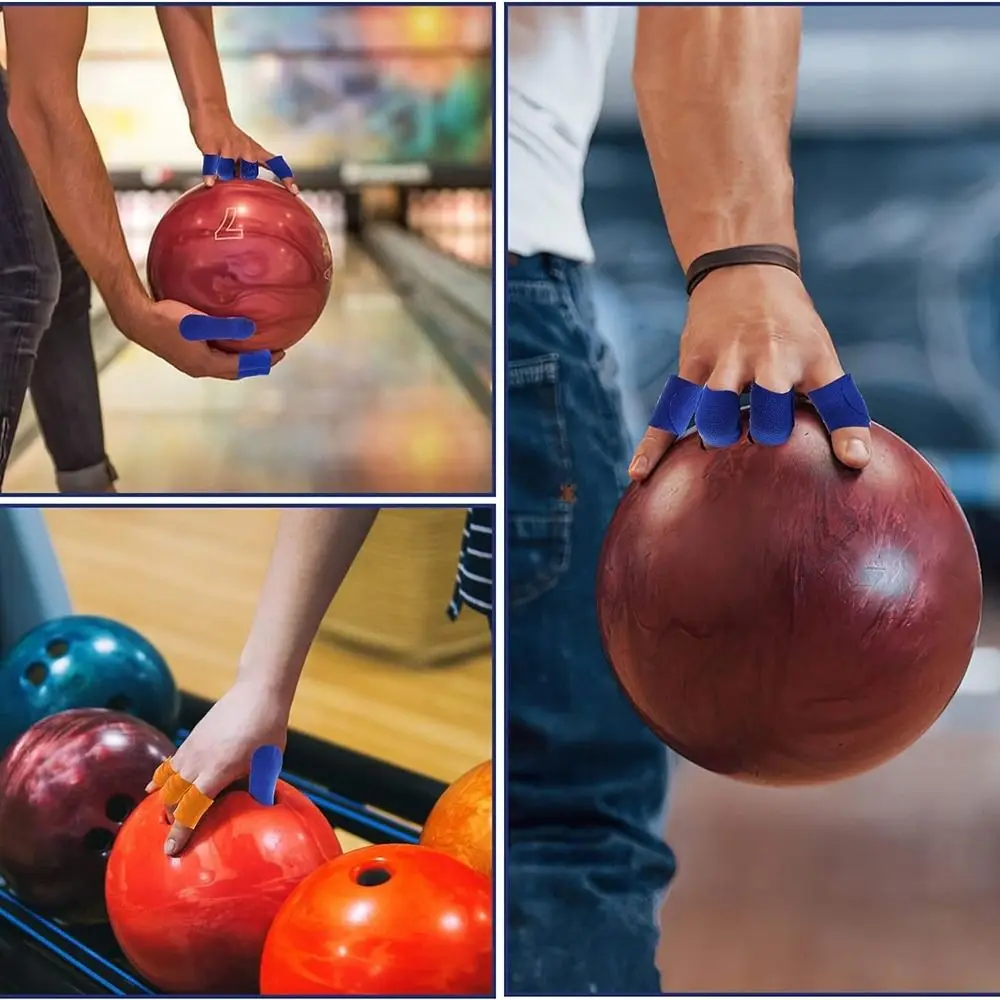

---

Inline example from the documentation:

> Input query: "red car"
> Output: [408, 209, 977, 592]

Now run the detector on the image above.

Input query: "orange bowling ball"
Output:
[260, 843, 493, 995]
[105, 780, 342, 994]
[420, 759, 492, 877]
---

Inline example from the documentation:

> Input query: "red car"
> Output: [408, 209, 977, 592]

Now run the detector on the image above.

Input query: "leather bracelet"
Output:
[685, 244, 801, 297]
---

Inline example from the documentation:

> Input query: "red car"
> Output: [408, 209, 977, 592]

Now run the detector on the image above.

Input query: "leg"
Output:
[0, 72, 61, 488]
[30, 211, 118, 492]
[507, 254, 676, 994]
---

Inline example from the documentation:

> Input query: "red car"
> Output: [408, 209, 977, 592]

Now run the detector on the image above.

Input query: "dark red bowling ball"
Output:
[146, 179, 333, 353]
[105, 778, 342, 994]
[597, 405, 982, 785]
[260, 843, 493, 996]
[0, 708, 175, 923]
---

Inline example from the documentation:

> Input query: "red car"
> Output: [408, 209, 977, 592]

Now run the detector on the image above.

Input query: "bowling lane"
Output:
[5, 236, 492, 496]
[657, 580, 1000, 993]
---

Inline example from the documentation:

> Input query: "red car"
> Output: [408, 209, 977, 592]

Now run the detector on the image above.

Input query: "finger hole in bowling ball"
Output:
[83, 828, 115, 853]
[45, 640, 69, 658]
[24, 662, 48, 686]
[105, 794, 136, 823]
[353, 864, 393, 887]
[105, 693, 132, 711]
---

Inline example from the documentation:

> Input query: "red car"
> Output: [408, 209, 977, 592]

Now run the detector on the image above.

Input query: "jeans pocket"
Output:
[508, 353, 574, 608]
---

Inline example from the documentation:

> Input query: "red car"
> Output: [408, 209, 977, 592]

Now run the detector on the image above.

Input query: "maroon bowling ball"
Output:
[596, 405, 983, 785]
[0, 708, 174, 922]
[146, 179, 333, 353]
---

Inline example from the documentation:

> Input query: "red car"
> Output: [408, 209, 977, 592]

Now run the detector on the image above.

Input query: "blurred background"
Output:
[0, 5, 494, 494]
[580, 6, 1000, 993]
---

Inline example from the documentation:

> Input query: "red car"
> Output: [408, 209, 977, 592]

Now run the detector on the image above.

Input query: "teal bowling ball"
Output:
[0, 616, 180, 754]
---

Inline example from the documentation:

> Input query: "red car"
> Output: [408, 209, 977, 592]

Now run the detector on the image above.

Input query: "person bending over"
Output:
[0, 7, 294, 485]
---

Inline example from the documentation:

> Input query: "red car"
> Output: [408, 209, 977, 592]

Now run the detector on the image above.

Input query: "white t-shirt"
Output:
[508, 6, 622, 263]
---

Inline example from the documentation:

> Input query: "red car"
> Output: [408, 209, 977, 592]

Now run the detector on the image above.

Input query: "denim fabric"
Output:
[0, 70, 114, 489]
[507, 253, 675, 995]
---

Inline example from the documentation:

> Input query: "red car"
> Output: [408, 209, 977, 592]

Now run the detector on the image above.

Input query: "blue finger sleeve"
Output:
[237, 350, 273, 379]
[249, 745, 283, 805]
[178, 315, 255, 343]
[648, 375, 703, 435]
[265, 155, 294, 180]
[239, 160, 259, 180]
[217, 157, 236, 181]
[696, 388, 742, 447]
[807, 374, 871, 432]
[202, 153, 221, 177]
[749, 383, 795, 446]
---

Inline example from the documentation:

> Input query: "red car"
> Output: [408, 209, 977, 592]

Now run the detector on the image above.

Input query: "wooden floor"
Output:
[659, 725, 1000, 992]
[6, 242, 492, 496]
[40, 507, 492, 785]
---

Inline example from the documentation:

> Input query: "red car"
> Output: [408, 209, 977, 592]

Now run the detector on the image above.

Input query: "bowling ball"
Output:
[597, 406, 983, 785]
[260, 843, 493, 995]
[146, 179, 333, 353]
[106, 778, 342, 994]
[0, 709, 175, 923]
[420, 759, 492, 877]
[0, 616, 180, 755]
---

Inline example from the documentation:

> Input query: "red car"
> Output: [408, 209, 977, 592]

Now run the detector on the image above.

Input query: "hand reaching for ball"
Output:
[147, 678, 290, 855]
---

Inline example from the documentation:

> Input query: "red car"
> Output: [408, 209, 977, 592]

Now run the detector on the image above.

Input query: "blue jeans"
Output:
[507, 253, 675, 994]
[0, 70, 115, 490]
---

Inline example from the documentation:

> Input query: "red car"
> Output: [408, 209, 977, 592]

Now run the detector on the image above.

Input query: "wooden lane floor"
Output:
[658, 612, 1000, 993]
[6, 241, 492, 495]
[40, 507, 492, 784]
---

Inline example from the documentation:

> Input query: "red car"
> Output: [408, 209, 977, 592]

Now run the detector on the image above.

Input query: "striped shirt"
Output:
[448, 507, 494, 624]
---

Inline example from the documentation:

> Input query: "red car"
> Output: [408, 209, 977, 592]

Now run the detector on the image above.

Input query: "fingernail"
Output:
[846, 438, 870, 463]
[164, 838, 176, 856]
[291, 183, 300, 195]
[629, 455, 649, 479]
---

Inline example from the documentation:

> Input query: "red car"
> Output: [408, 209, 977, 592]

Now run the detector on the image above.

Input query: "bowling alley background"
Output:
[585, 7, 1000, 992]
[0, 507, 492, 993]
[0, 5, 494, 495]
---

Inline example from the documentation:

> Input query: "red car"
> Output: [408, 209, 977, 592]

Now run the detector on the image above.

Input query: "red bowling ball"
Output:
[105, 779, 342, 994]
[146, 179, 333, 353]
[0, 709, 175, 923]
[597, 405, 983, 785]
[260, 843, 493, 996]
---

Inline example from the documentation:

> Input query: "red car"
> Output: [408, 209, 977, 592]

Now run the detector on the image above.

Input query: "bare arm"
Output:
[156, 7, 229, 120]
[3, 8, 149, 327]
[633, 5, 801, 270]
[236, 508, 380, 708]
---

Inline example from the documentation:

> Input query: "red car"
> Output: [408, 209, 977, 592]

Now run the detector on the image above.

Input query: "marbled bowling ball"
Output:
[147, 179, 333, 353]
[597, 405, 983, 785]
[0, 708, 175, 923]
[0, 615, 180, 755]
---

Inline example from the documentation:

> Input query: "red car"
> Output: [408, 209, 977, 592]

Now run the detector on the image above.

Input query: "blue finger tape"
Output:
[239, 159, 259, 181]
[217, 157, 236, 181]
[807, 373, 871, 432]
[649, 375, 703, 435]
[266, 155, 294, 180]
[696, 388, 742, 447]
[202, 153, 221, 177]
[179, 315, 255, 343]
[749, 383, 795, 446]
[249, 745, 283, 806]
[237, 350, 273, 379]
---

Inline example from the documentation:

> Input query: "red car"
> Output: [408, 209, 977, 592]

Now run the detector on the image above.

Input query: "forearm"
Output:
[633, 5, 801, 270]
[237, 508, 380, 706]
[3, 9, 149, 325]
[156, 7, 229, 118]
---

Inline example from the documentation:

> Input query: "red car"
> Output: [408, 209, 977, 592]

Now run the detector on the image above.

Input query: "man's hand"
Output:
[629, 266, 872, 481]
[191, 109, 298, 193]
[147, 678, 291, 856]
[115, 299, 284, 380]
